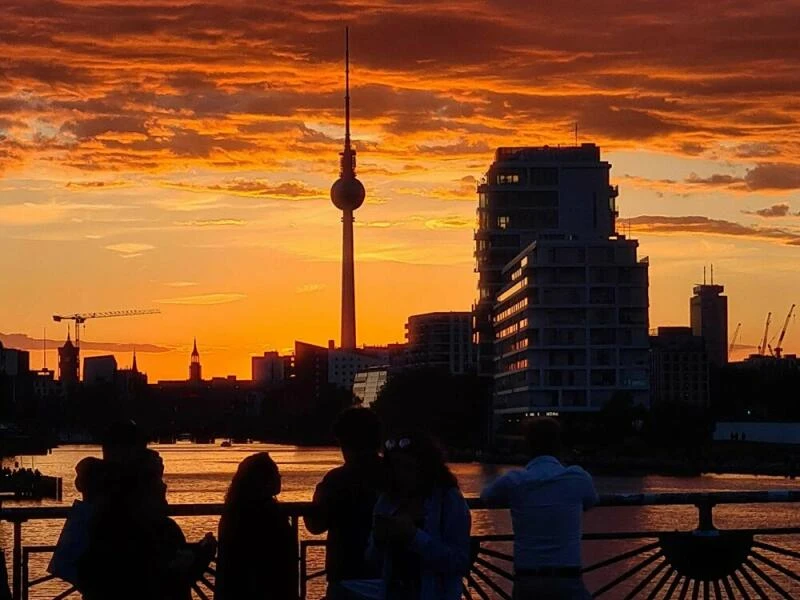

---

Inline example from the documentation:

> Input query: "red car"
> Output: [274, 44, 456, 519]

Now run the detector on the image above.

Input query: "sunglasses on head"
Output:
[384, 438, 411, 451]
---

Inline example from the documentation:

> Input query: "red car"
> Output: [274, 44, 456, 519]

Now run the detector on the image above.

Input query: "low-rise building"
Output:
[405, 312, 475, 374]
[83, 355, 118, 386]
[650, 327, 710, 408]
[353, 367, 390, 407]
[252, 351, 292, 385]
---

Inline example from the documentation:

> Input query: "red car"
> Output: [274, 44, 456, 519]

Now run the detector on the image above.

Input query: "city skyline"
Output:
[2, 2, 800, 381]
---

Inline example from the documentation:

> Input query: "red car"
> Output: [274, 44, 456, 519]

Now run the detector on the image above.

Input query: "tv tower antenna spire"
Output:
[330, 26, 365, 350]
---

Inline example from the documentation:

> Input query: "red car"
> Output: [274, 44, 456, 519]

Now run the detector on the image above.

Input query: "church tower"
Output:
[58, 333, 79, 384]
[189, 338, 202, 383]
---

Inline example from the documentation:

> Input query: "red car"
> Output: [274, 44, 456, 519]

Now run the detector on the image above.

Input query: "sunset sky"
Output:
[2, 0, 799, 381]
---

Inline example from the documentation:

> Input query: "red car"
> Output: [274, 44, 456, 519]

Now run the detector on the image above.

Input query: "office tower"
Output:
[474, 144, 619, 374]
[690, 278, 728, 367]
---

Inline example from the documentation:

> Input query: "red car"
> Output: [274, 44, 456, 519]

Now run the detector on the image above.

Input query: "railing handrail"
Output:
[1, 490, 799, 522]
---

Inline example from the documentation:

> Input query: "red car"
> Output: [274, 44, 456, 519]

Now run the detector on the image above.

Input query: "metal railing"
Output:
[2, 491, 799, 599]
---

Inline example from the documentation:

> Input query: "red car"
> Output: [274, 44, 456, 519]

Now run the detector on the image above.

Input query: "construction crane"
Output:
[773, 304, 796, 359]
[728, 322, 741, 358]
[758, 312, 772, 356]
[53, 309, 161, 349]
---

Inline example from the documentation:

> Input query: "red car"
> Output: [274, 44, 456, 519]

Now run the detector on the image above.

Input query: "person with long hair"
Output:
[363, 432, 471, 600]
[215, 453, 297, 600]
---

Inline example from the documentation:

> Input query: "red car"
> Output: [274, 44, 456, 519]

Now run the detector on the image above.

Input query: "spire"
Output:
[338, 26, 356, 180]
[132, 349, 138, 372]
[189, 337, 202, 381]
[345, 26, 351, 153]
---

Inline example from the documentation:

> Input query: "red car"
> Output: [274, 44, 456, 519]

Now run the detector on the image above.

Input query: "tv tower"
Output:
[330, 27, 365, 349]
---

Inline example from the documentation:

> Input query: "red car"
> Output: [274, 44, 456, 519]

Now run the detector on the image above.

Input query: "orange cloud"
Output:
[162, 179, 327, 200]
[627, 215, 800, 246]
[155, 293, 247, 305]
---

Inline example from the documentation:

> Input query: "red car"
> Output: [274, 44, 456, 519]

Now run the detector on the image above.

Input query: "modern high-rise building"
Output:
[330, 29, 365, 350]
[405, 312, 476, 374]
[493, 237, 650, 419]
[474, 144, 619, 373]
[690, 281, 728, 367]
[478, 144, 650, 444]
[650, 327, 710, 408]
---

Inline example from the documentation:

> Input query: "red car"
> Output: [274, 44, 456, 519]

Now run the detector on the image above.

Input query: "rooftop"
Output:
[494, 143, 601, 163]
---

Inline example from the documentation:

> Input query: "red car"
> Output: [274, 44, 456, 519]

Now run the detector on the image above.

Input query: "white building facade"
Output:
[494, 237, 650, 418]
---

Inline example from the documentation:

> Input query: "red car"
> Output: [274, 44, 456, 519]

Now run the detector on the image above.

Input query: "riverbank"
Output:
[458, 441, 800, 478]
[6, 441, 800, 479]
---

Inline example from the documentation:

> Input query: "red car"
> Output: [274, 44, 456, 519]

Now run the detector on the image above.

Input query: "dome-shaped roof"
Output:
[331, 176, 365, 211]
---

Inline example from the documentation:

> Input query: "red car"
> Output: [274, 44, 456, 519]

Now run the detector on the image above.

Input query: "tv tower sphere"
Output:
[331, 175, 365, 211]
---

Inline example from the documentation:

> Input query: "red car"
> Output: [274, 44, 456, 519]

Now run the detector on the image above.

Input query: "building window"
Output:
[591, 370, 616, 386]
[531, 168, 559, 186]
[494, 298, 529, 324]
[497, 173, 521, 185]
[497, 215, 510, 229]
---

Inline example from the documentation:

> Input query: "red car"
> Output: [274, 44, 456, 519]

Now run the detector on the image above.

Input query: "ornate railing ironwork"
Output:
[1, 491, 799, 599]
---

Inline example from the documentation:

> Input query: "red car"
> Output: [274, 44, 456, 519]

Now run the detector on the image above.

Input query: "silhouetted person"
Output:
[79, 422, 214, 600]
[74, 457, 104, 502]
[363, 432, 471, 600]
[0, 548, 9, 600]
[216, 452, 297, 600]
[48, 456, 105, 583]
[481, 418, 598, 600]
[305, 408, 384, 598]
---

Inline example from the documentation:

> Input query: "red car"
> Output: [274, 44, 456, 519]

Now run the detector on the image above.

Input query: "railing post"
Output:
[20, 551, 26, 600]
[291, 515, 301, 600]
[299, 542, 307, 600]
[11, 520, 21, 600]
[695, 499, 717, 533]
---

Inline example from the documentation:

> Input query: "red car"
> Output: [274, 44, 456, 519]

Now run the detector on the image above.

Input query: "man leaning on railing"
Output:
[481, 417, 598, 600]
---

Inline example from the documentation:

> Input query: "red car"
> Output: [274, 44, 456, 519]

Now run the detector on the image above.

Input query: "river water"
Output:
[3, 443, 799, 598]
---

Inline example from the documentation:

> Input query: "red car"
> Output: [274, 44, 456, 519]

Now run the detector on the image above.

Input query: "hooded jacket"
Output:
[480, 456, 598, 570]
